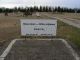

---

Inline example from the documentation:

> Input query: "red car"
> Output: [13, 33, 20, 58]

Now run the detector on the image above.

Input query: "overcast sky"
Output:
[0, 0, 80, 8]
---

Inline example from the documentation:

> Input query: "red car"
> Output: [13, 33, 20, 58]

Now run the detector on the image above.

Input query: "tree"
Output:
[39, 6, 43, 12]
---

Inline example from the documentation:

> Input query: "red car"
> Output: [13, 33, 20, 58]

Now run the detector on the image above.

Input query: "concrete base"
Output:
[0, 38, 79, 60]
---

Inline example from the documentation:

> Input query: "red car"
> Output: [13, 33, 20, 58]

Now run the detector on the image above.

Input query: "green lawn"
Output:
[57, 20, 80, 48]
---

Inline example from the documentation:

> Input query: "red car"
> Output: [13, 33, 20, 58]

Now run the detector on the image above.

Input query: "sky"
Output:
[0, 0, 80, 8]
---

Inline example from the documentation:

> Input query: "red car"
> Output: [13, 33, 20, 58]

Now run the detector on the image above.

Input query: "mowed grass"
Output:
[0, 13, 80, 48]
[0, 13, 50, 44]
[57, 20, 80, 47]
[44, 12, 80, 20]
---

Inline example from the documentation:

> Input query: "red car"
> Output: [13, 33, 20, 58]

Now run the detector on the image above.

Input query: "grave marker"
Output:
[20, 19, 57, 37]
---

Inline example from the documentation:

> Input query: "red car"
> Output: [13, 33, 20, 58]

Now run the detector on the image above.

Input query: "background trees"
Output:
[0, 6, 80, 13]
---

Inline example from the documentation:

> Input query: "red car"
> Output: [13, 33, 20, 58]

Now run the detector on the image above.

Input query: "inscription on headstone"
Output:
[20, 19, 57, 36]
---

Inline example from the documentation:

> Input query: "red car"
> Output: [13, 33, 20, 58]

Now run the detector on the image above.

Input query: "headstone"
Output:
[36, 12, 40, 17]
[20, 19, 57, 37]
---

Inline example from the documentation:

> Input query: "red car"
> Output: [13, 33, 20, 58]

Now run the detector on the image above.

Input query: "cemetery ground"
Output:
[0, 12, 80, 59]
[42, 12, 80, 28]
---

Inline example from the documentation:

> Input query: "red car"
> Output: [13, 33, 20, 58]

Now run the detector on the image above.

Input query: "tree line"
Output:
[0, 6, 80, 13]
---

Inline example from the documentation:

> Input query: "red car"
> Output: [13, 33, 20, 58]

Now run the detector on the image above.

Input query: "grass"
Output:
[57, 20, 80, 48]
[0, 13, 51, 44]
[0, 13, 80, 48]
